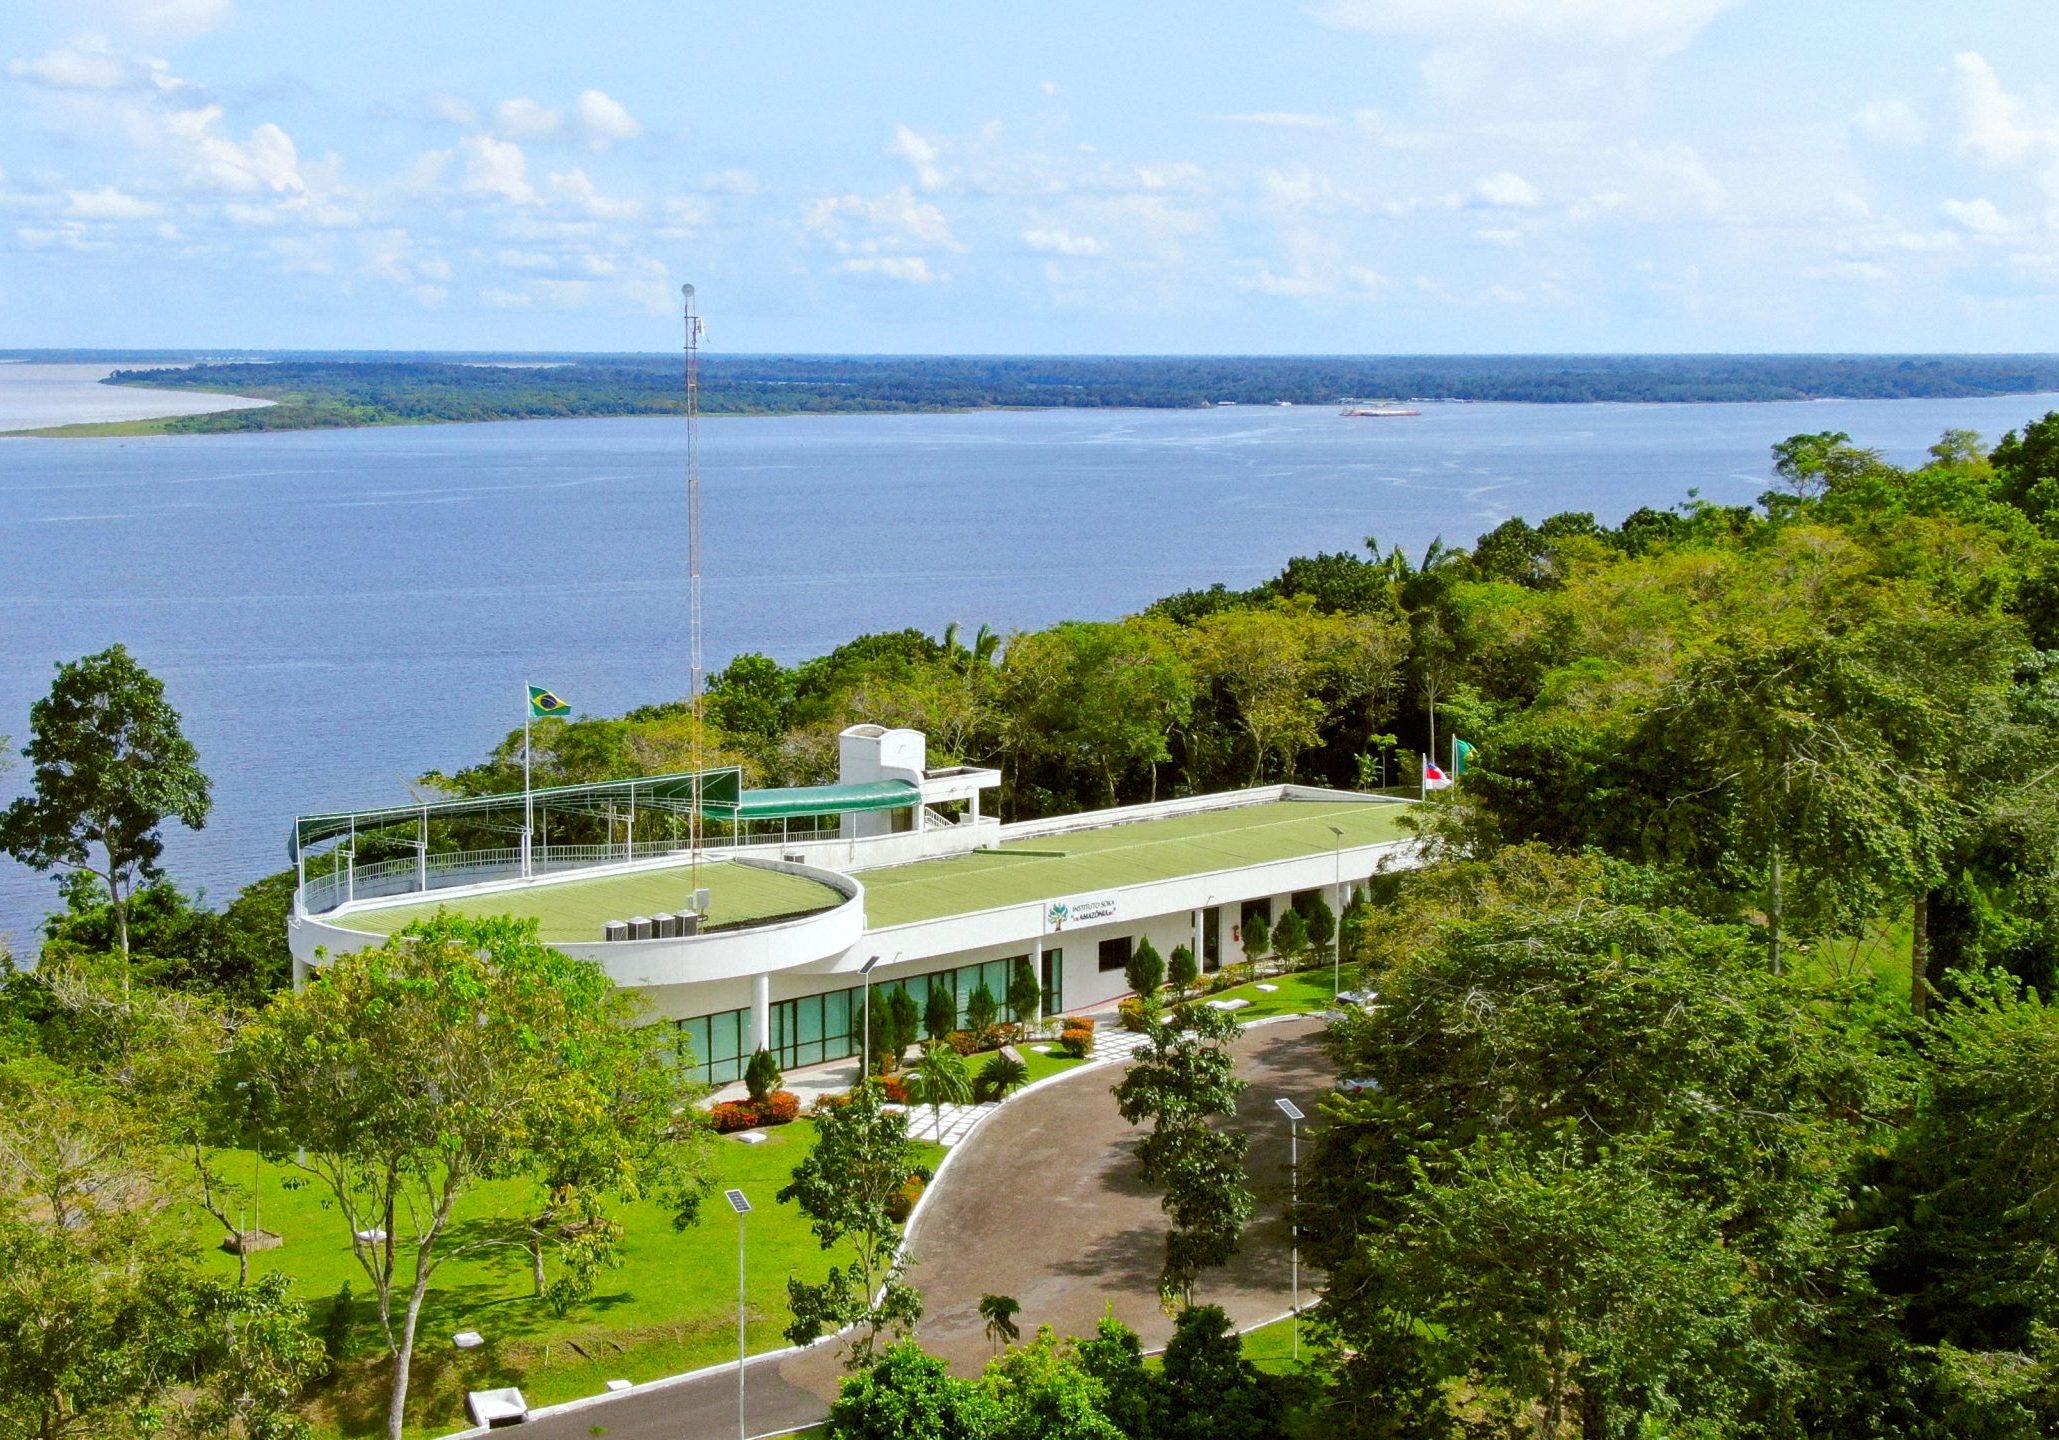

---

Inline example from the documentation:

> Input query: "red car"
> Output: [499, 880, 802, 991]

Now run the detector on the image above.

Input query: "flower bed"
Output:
[708, 1089, 801, 1133]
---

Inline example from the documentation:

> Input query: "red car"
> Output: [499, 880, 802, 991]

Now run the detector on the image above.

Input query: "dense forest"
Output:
[7, 405, 2059, 1437]
[71, 351, 2059, 431]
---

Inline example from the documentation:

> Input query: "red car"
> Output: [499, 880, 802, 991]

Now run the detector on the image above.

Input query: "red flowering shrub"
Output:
[759, 1090, 801, 1125]
[885, 1173, 927, 1224]
[944, 1030, 981, 1056]
[878, 1077, 912, 1104]
[708, 1100, 759, 1133]
[1059, 1026, 1094, 1059]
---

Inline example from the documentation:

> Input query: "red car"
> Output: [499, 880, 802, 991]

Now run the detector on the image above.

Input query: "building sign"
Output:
[1045, 891, 1120, 933]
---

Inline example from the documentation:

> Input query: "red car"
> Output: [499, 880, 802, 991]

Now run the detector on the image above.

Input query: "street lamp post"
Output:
[725, 1188, 752, 1440]
[859, 954, 882, 1081]
[1275, 1098, 1305, 1360]
[1326, 825, 1344, 1002]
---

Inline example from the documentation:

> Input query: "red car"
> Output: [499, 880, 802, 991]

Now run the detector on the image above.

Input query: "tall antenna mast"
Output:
[683, 283, 705, 889]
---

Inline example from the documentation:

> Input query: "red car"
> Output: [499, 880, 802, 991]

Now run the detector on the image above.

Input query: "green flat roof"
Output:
[859, 798, 1413, 928]
[333, 860, 843, 943]
[733, 780, 919, 820]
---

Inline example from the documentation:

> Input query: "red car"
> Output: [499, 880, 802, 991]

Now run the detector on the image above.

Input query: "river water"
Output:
[3, 392, 2055, 949]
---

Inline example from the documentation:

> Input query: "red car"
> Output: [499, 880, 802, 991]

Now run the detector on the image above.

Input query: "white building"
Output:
[289, 726, 1418, 1082]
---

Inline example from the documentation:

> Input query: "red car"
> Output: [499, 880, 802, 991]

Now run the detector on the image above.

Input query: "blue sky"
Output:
[3, 0, 2058, 352]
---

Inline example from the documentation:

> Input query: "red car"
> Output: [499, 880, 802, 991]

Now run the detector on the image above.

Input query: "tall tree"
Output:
[1110, 1008, 1252, 1302]
[780, 1082, 927, 1364]
[231, 914, 705, 1440]
[0, 646, 211, 976]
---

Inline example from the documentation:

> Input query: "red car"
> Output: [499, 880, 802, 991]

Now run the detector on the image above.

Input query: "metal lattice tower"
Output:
[683, 284, 705, 883]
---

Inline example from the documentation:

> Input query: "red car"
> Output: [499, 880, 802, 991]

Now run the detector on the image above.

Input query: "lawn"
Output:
[862, 800, 1414, 928]
[1188, 964, 1351, 1020]
[188, 1120, 942, 1438]
[334, 858, 841, 943]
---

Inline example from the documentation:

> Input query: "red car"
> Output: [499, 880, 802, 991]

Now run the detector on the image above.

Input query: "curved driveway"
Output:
[512, 1018, 1329, 1440]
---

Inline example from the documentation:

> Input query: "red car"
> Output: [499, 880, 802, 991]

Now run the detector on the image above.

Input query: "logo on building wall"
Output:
[1046, 892, 1119, 933]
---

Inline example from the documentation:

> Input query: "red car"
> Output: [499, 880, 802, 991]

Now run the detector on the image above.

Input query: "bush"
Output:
[1008, 960, 1044, 1027]
[1126, 936, 1166, 998]
[708, 1089, 801, 1132]
[323, 1282, 355, 1369]
[708, 1100, 759, 1133]
[1059, 1026, 1094, 1058]
[978, 1052, 1029, 1102]
[966, 983, 1000, 1044]
[923, 981, 957, 1042]
[1168, 943, 1199, 999]
[744, 1047, 782, 1105]
[885, 1172, 927, 1224]
[944, 1029, 981, 1056]
[1118, 995, 1158, 1033]
[878, 1076, 912, 1104]
[1061, 1016, 1092, 1032]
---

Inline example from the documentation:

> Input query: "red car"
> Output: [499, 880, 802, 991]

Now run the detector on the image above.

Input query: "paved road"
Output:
[510, 1018, 1329, 1440]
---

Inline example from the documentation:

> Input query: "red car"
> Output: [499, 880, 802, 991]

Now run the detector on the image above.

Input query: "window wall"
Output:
[675, 1007, 749, 1085]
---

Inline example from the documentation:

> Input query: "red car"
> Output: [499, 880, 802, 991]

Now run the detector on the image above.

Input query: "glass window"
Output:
[674, 1006, 749, 1085]
[1042, 948, 1064, 1016]
[1099, 936, 1132, 973]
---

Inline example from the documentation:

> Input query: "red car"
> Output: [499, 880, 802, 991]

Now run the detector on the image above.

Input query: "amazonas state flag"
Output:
[1423, 761, 1453, 790]
[528, 685, 571, 719]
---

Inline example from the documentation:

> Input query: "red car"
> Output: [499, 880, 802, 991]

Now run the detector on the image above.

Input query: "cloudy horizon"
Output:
[3, 1, 2058, 354]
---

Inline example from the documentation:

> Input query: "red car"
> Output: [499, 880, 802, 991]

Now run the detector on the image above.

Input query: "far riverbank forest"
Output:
[5, 408, 2059, 1437]
[39, 350, 2059, 431]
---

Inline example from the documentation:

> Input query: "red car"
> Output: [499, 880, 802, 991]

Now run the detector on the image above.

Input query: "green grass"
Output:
[861, 800, 1414, 928]
[190, 1121, 941, 1438]
[334, 859, 841, 942]
[1185, 965, 1349, 1020]
[5, 416, 186, 437]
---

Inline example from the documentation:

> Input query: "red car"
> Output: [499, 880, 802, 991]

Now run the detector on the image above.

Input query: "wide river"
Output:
[3, 392, 2055, 949]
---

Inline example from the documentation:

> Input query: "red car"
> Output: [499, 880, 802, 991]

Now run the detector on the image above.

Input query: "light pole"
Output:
[859, 954, 882, 1081]
[725, 1188, 751, 1440]
[1326, 825, 1344, 1002]
[1275, 1098, 1305, 1360]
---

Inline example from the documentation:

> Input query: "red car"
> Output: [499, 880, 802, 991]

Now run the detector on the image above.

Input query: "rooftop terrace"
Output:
[325, 797, 1413, 942]
[860, 798, 1412, 928]
[335, 859, 842, 943]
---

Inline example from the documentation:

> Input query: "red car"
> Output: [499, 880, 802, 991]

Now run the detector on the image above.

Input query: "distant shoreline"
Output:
[6, 352, 2059, 437]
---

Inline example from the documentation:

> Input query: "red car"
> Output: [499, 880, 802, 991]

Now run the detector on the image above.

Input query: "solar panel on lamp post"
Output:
[725, 1188, 751, 1440]
[1275, 1098, 1305, 1360]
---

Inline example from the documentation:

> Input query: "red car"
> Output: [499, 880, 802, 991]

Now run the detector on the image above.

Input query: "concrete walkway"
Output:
[500, 1017, 1329, 1440]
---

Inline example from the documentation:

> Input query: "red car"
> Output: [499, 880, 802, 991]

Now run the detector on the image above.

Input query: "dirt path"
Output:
[508, 1018, 1329, 1439]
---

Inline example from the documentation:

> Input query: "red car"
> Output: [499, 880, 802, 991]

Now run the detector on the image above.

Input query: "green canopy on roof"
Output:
[729, 780, 920, 821]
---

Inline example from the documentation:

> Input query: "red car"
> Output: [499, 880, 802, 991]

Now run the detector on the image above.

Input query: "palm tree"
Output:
[979, 1293, 1022, 1353]
[903, 1041, 973, 1135]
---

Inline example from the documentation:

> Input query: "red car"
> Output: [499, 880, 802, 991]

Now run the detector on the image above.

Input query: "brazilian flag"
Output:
[1453, 736, 1477, 777]
[529, 685, 571, 719]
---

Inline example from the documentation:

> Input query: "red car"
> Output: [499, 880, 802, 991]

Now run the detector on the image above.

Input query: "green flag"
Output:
[528, 685, 571, 719]
[1453, 736, 1476, 777]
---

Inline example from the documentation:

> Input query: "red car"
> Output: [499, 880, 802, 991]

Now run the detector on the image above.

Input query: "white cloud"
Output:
[9, 40, 182, 93]
[701, 168, 760, 196]
[1220, 112, 1337, 128]
[807, 186, 957, 248]
[1953, 53, 2043, 168]
[890, 125, 946, 191]
[139, 106, 304, 194]
[482, 287, 532, 308]
[461, 134, 538, 204]
[838, 255, 937, 283]
[1854, 99, 1926, 146]
[1023, 228, 1104, 256]
[1472, 226, 1523, 245]
[1941, 197, 2011, 235]
[1314, 0, 1737, 56]
[429, 95, 477, 127]
[65, 186, 161, 219]
[1135, 163, 1205, 192]
[495, 98, 562, 140]
[576, 89, 642, 148]
[1472, 170, 1540, 207]
[547, 168, 641, 220]
[117, 0, 232, 39]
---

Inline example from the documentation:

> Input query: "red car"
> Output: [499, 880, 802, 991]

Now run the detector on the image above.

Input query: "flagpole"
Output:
[523, 685, 533, 880]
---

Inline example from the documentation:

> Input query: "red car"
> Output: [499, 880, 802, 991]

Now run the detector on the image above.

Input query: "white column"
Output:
[1191, 908, 1204, 971]
[1030, 935, 1044, 1025]
[750, 973, 772, 1055]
